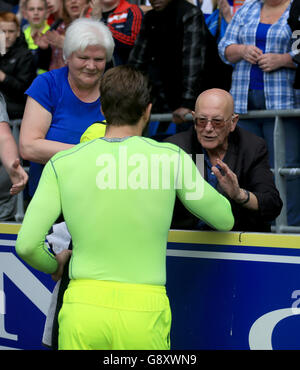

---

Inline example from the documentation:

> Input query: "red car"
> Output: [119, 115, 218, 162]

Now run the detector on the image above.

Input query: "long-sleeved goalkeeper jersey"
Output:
[16, 136, 234, 285]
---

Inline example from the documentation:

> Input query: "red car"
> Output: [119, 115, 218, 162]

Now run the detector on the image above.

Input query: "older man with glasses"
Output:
[165, 88, 283, 232]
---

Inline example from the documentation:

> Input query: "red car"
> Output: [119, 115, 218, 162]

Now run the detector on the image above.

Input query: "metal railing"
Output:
[8, 109, 300, 233]
[244, 109, 300, 234]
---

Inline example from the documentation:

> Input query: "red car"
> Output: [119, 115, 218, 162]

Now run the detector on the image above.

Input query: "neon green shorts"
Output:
[58, 279, 172, 350]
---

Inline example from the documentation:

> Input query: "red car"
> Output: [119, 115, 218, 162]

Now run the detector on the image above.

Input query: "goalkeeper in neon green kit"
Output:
[16, 65, 234, 350]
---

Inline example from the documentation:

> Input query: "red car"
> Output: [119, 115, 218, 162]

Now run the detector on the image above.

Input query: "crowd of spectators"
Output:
[0, 0, 299, 230]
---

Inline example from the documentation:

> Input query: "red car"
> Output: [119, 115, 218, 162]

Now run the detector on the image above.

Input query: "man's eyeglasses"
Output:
[194, 115, 234, 128]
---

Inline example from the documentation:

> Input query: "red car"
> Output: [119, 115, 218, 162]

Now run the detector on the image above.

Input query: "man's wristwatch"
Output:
[236, 189, 250, 205]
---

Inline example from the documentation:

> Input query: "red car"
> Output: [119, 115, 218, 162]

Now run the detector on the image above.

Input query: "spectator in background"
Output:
[128, 0, 211, 126]
[205, 0, 234, 95]
[19, 18, 114, 197]
[34, 0, 89, 70]
[29, 0, 63, 72]
[0, 92, 28, 221]
[0, 11, 35, 119]
[165, 88, 282, 232]
[23, 0, 51, 74]
[46, 0, 62, 25]
[218, 0, 300, 227]
[90, 0, 143, 65]
[206, 0, 233, 42]
[128, 0, 229, 139]
[14, 0, 28, 27]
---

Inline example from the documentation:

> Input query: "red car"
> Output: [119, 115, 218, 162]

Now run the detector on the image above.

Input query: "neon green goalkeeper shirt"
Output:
[16, 136, 234, 285]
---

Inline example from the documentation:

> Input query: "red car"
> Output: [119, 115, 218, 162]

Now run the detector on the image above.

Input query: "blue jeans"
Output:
[238, 90, 300, 226]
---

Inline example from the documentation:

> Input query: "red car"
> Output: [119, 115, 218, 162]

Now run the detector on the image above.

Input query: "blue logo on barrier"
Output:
[1, 231, 300, 350]
[0, 235, 55, 350]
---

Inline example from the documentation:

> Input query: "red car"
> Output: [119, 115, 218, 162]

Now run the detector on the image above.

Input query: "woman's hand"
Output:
[241, 45, 263, 64]
[257, 53, 296, 72]
[8, 158, 28, 195]
[225, 44, 262, 64]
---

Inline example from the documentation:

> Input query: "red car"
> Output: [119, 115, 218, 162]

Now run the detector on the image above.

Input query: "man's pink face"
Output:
[193, 96, 236, 152]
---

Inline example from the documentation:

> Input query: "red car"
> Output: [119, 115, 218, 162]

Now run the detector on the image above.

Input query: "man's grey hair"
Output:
[63, 18, 115, 62]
